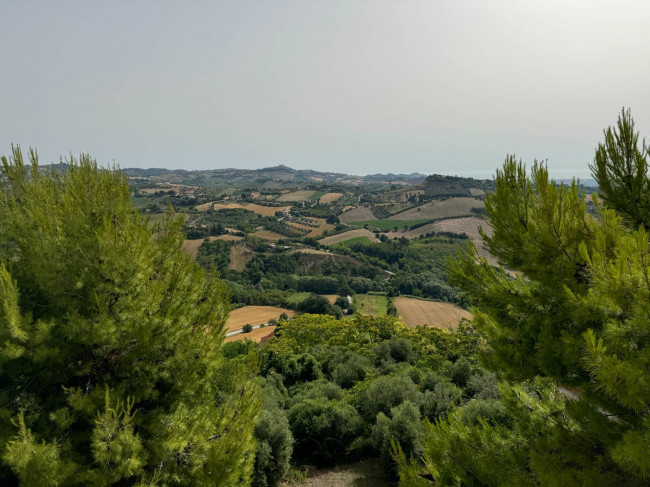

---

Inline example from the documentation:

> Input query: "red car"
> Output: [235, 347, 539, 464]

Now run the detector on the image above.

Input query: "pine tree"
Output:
[0, 147, 261, 486]
[396, 111, 650, 485]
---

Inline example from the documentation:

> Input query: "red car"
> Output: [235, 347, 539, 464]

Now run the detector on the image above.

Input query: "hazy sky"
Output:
[2, 0, 649, 177]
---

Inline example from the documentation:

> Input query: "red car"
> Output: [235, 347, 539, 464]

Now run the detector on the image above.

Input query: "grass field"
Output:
[284, 292, 312, 307]
[226, 306, 295, 331]
[319, 192, 344, 203]
[351, 219, 431, 230]
[339, 236, 376, 246]
[394, 297, 471, 330]
[389, 197, 484, 220]
[228, 245, 253, 271]
[277, 190, 316, 202]
[353, 294, 387, 316]
[319, 229, 379, 246]
[224, 326, 277, 343]
[339, 206, 376, 223]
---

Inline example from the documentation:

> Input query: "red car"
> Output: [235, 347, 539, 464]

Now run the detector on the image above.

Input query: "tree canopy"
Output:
[397, 110, 650, 485]
[0, 148, 260, 486]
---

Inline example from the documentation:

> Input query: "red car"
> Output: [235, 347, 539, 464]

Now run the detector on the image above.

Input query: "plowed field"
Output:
[394, 297, 471, 330]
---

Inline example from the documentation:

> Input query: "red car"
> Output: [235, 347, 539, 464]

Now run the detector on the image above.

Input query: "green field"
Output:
[339, 236, 375, 246]
[349, 219, 432, 230]
[353, 293, 387, 316]
[284, 292, 311, 307]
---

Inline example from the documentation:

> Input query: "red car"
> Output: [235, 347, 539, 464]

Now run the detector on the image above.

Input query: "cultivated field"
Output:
[394, 297, 472, 330]
[319, 229, 379, 245]
[226, 306, 295, 331]
[287, 218, 334, 238]
[277, 190, 315, 202]
[389, 197, 484, 220]
[229, 245, 253, 271]
[338, 206, 376, 223]
[205, 202, 291, 216]
[468, 188, 486, 197]
[252, 230, 287, 241]
[319, 192, 344, 203]
[195, 201, 213, 211]
[224, 326, 277, 343]
[182, 235, 244, 257]
[400, 217, 496, 266]
[140, 183, 198, 195]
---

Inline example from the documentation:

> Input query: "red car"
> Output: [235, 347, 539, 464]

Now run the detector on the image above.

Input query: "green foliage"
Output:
[590, 108, 650, 229]
[297, 293, 332, 314]
[257, 313, 483, 477]
[0, 148, 261, 485]
[371, 401, 424, 477]
[252, 409, 293, 487]
[398, 111, 650, 485]
[288, 398, 363, 465]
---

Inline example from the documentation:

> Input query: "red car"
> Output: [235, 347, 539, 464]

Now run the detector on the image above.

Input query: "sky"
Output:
[2, 0, 650, 178]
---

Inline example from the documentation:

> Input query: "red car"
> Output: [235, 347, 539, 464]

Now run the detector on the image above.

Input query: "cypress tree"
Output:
[0, 147, 260, 485]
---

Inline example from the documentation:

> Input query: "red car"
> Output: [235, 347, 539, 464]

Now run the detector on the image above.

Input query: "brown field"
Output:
[229, 245, 254, 271]
[319, 192, 344, 203]
[252, 230, 287, 241]
[468, 188, 486, 197]
[389, 197, 484, 220]
[226, 306, 295, 331]
[183, 234, 244, 256]
[195, 201, 214, 211]
[277, 190, 315, 202]
[225, 326, 277, 343]
[216, 234, 244, 241]
[394, 297, 472, 330]
[307, 219, 335, 238]
[338, 206, 376, 223]
[323, 294, 338, 304]
[288, 218, 335, 238]
[182, 237, 216, 257]
[245, 203, 292, 216]
[319, 229, 379, 245]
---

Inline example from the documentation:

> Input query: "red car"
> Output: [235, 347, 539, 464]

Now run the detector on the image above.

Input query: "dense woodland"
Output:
[0, 110, 649, 486]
